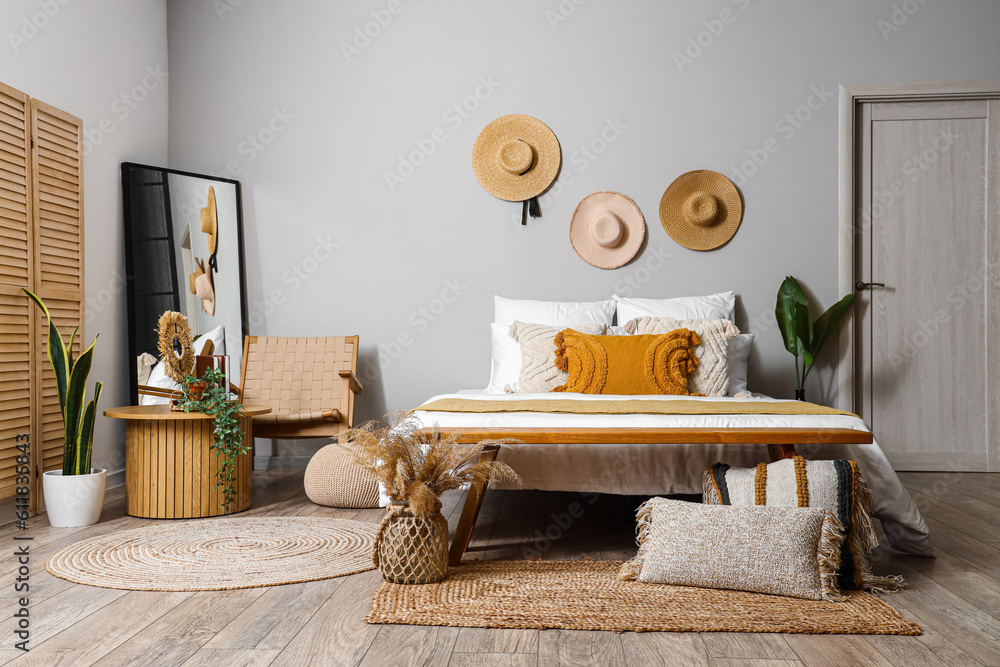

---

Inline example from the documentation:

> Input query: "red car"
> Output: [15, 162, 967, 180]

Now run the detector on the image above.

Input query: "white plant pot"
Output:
[43, 468, 107, 527]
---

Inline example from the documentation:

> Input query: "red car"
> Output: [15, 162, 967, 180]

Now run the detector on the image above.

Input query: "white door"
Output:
[855, 98, 999, 471]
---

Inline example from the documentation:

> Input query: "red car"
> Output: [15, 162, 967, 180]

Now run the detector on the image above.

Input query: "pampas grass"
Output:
[339, 413, 521, 516]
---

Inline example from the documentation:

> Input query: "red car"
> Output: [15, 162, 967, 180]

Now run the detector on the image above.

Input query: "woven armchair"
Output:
[239, 335, 363, 438]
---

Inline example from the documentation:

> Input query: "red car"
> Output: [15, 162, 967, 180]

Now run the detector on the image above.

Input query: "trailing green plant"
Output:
[24, 289, 102, 476]
[775, 276, 855, 393]
[175, 367, 246, 512]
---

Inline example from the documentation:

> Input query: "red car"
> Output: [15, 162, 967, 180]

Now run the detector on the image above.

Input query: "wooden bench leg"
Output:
[767, 444, 798, 462]
[448, 444, 500, 567]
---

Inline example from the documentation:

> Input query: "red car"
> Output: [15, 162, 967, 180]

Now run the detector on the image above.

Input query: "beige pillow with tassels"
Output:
[619, 497, 846, 601]
[624, 317, 739, 396]
[507, 321, 609, 393]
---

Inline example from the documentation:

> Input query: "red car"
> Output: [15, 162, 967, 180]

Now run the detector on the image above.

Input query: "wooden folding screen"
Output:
[0, 81, 83, 514]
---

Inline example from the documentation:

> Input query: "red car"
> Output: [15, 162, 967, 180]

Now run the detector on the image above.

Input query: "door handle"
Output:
[855, 281, 886, 291]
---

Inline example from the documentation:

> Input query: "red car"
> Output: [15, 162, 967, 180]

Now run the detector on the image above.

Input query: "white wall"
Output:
[1, 0, 169, 485]
[165, 0, 1000, 432]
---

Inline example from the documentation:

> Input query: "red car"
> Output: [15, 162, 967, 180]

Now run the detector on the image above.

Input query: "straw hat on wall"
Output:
[569, 191, 646, 270]
[660, 170, 743, 251]
[473, 114, 561, 224]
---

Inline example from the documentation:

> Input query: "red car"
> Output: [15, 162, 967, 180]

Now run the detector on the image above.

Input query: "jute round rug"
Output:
[46, 516, 377, 591]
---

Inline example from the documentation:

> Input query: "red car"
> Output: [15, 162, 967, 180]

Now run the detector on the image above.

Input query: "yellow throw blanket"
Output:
[414, 397, 857, 418]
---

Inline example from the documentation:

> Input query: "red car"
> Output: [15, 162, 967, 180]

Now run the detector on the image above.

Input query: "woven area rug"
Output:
[46, 516, 377, 591]
[367, 560, 921, 635]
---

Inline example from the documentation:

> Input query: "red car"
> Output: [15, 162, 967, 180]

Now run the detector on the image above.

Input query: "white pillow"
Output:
[727, 333, 753, 397]
[139, 361, 176, 406]
[494, 295, 615, 327]
[485, 323, 522, 394]
[195, 324, 226, 356]
[613, 291, 735, 324]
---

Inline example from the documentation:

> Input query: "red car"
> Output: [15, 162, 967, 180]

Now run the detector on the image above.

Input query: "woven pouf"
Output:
[304, 443, 380, 508]
[374, 503, 449, 584]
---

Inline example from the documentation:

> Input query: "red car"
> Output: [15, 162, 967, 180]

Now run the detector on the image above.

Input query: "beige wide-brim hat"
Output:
[660, 170, 743, 251]
[569, 191, 646, 270]
[472, 114, 561, 202]
[200, 185, 218, 255]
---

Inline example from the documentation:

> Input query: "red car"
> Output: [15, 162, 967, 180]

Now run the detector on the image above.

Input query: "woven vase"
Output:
[373, 501, 449, 584]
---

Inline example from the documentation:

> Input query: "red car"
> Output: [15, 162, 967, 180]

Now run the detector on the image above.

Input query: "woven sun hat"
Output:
[660, 170, 743, 251]
[200, 185, 219, 258]
[473, 114, 560, 224]
[569, 191, 646, 270]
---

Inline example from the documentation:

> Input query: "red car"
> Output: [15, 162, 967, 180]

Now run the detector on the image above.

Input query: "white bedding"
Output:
[412, 391, 932, 557]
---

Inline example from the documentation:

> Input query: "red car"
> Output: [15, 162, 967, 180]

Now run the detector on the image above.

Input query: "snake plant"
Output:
[24, 289, 102, 476]
[775, 276, 855, 393]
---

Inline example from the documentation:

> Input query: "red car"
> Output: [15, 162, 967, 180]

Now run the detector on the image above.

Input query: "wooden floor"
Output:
[1, 471, 1000, 666]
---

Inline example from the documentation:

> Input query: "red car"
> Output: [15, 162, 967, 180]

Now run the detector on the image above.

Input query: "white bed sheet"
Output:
[412, 391, 932, 557]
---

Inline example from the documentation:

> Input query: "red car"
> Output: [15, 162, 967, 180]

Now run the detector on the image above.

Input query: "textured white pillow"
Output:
[727, 333, 753, 397]
[494, 295, 615, 327]
[624, 317, 739, 397]
[508, 321, 609, 393]
[613, 291, 735, 324]
[485, 323, 522, 394]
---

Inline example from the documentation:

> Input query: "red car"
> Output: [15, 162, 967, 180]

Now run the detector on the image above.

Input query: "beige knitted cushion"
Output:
[624, 317, 739, 396]
[619, 497, 845, 601]
[507, 321, 609, 393]
[304, 444, 379, 508]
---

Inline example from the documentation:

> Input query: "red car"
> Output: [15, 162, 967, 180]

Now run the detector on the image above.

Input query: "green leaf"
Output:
[808, 293, 855, 361]
[794, 302, 814, 366]
[75, 381, 102, 475]
[63, 337, 97, 475]
[775, 277, 808, 357]
[24, 290, 71, 420]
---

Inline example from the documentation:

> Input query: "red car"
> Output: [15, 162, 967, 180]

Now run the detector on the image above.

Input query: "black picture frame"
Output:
[121, 162, 248, 404]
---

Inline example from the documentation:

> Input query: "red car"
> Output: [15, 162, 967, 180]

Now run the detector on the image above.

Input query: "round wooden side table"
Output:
[104, 404, 270, 518]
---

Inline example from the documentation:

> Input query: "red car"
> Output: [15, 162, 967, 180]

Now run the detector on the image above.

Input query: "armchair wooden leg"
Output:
[449, 444, 500, 567]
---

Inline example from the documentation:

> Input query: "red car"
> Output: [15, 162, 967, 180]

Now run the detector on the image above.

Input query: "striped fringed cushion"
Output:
[704, 457, 903, 593]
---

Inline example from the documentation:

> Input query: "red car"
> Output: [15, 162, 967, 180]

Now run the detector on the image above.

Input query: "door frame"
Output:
[837, 79, 1000, 413]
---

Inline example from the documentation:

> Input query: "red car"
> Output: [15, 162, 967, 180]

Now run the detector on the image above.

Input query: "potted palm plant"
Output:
[775, 276, 855, 401]
[24, 290, 105, 527]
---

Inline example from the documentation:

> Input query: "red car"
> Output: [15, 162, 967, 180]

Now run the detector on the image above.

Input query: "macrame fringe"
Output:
[553, 332, 568, 372]
[818, 512, 848, 602]
[702, 469, 722, 505]
[623, 319, 638, 334]
[617, 499, 654, 581]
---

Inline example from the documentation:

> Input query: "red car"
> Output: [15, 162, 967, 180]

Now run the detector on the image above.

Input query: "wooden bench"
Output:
[426, 427, 874, 566]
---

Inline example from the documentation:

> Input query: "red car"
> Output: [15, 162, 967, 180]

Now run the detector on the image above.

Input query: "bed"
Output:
[412, 391, 932, 565]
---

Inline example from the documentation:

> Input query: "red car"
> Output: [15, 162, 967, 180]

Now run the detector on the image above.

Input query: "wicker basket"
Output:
[374, 502, 449, 584]
[304, 444, 379, 509]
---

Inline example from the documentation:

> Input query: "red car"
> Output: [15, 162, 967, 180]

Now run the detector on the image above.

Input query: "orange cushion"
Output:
[553, 328, 701, 395]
